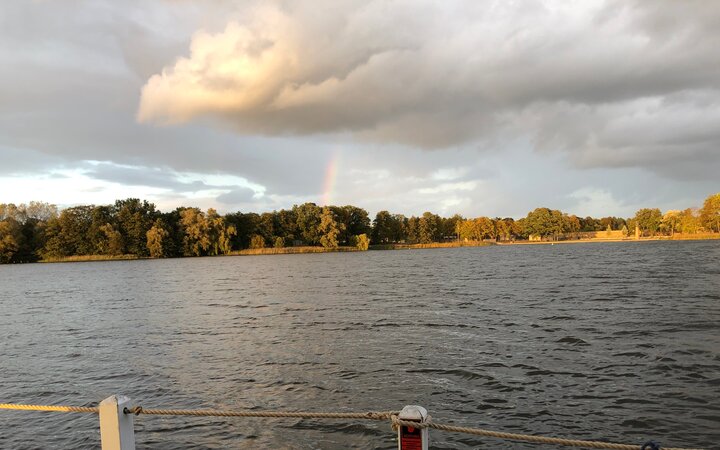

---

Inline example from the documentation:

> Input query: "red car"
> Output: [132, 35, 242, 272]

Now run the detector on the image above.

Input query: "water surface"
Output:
[1, 241, 719, 449]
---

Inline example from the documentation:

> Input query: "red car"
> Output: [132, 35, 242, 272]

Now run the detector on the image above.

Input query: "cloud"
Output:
[1, 0, 718, 219]
[137, 0, 720, 176]
[216, 187, 258, 205]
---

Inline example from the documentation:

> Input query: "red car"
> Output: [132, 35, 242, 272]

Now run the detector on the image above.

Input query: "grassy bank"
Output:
[370, 241, 495, 250]
[40, 254, 140, 263]
[229, 246, 360, 256]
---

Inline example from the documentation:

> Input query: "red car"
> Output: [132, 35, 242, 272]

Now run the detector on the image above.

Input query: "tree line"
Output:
[0, 193, 718, 264]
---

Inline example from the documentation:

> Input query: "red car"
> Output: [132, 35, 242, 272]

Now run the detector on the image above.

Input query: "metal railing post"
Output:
[99, 395, 135, 450]
[397, 405, 429, 450]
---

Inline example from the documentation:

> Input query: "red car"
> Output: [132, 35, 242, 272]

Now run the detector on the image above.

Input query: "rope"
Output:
[0, 402, 705, 450]
[390, 416, 704, 450]
[0, 403, 98, 414]
[123, 406, 396, 422]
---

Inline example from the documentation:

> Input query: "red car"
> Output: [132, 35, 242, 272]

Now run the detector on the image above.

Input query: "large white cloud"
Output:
[138, 0, 720, 172]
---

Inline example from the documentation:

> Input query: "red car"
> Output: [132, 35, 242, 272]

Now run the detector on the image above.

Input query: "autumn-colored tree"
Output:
[207, 208, 236, 255]
[564, 214, 581, 234]
[355, 234, 370, 250]
[319, 207, 344, 248]
[179, 208, 211, 256]
[700, 193, 720, 233]
[249, 234, 265, 249]
[146, 219, 170, 258]
[0, 218, 23, 263]
[274, 236, 285, 248]
[661, 210, 681, 237]
[457, 217, 495, 241]
[678, 208, 700, 234]
[98, 223, 123, 255]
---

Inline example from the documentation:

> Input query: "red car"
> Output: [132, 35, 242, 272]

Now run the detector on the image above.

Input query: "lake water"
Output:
[1, 241, 719, 449]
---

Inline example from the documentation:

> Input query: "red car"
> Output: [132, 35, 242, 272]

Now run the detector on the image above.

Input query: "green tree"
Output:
[418, 212, 441, 243]
[41, 206, 95, 257]
[115, 199, 157, 256]
[700, 193, 720, 232]
[634, 208, 662, 236]
[294, 203, 322, 245]
[225, 212, 260, 249]
[442, 214, 463, 241]
[274, 209, 298, 242]
[372, 210, 394, 243]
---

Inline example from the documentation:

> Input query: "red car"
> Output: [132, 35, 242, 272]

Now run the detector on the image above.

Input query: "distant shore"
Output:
[500, 233, 720, 246]
[34, 234, 719, 264]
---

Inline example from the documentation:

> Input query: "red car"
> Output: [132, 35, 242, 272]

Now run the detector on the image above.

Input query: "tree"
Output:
[179, 208, 211, 256]
[634, 208, 662, 236]
[146, 219, 170, 258]
[335, 205, 370, 244]
[115, 199, 157, 256]
[418, 212, 441, 243]
[225, 212, 260, 249]
[700, 193, 720, 233]
[274, 236, 285, 248]
[442, 214, 463, 240]
[458, 217, 495, 241]
[372, 211, 394, 244]
[275, 209, 298, 242]
[679, 208, 700, 234]
[661, 210, 681, 237]
[354, 234, 370, 250]
[97, 223, 123, 255]
[294, 203, 322, 245]
[0, 218, 23, 263]
[219, 224, 236, 255]
[319, 207, 344, 249]
[41, 206, 95, 257]
[207, 209, 236, 255]
[250, 234, 265, 249]
[564, 215, 581, 234]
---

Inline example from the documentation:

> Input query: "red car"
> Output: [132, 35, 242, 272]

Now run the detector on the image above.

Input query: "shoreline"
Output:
[499, 234, 720, 246]
[30, 234, 720, 264]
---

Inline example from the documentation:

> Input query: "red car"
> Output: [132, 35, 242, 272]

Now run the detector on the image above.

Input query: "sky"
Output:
[1, 0, 718, 219]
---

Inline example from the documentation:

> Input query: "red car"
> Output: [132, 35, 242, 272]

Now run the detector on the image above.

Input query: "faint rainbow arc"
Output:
[321, 152, 340, 206]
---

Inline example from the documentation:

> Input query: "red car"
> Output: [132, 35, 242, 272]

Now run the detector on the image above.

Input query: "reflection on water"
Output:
[1, 241, 719, 449]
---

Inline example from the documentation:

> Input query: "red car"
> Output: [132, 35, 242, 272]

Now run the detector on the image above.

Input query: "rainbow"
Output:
[321, 152, 339, 206]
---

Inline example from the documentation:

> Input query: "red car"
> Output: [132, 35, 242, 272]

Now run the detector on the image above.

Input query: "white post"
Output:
[397, 405, 429, 450]
[99, 395, 136, 450]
